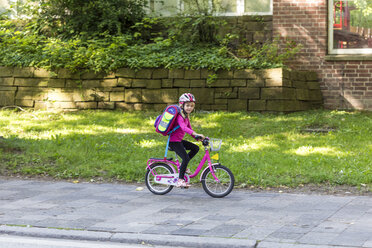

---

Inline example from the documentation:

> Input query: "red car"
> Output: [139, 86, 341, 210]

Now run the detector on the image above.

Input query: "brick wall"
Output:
[273, 0, 372, 110]
[0, 67, 322, 112]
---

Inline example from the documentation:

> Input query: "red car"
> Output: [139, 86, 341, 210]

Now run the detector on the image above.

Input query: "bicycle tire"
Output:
[145, 163, 174, 195]
[201, 164, 234, 198]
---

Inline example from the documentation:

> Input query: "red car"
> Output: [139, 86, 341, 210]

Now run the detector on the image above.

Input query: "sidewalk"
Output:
[0, 178, 371, 248]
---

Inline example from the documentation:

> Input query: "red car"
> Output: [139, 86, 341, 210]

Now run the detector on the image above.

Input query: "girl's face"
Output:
[183, 102, 195, 114]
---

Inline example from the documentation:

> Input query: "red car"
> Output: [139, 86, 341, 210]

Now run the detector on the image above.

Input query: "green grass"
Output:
[0, 109, 372, 190]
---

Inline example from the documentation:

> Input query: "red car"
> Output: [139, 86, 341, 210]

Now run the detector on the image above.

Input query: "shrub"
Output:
[25, 0, 147, 37]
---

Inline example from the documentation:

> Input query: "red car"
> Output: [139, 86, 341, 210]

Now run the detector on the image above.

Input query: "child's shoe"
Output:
[176, 179, 191, 188]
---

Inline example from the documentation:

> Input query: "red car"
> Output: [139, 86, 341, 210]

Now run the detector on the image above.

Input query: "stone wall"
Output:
[0, 67, 322, 112]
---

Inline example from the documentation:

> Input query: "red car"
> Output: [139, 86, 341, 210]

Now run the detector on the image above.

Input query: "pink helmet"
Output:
[179, 93, 196, 105]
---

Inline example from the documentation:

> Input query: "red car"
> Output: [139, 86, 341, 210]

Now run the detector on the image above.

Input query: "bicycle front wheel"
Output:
[145, 163, 174, 195]
[201, 164, 234, 198]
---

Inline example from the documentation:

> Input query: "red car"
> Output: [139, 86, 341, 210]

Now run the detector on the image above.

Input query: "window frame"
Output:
[148, 0, 273, 17]
[328, 0, 372, 55]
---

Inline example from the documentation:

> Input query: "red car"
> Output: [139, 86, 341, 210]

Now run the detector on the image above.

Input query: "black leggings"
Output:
[169, 140, 199, 180]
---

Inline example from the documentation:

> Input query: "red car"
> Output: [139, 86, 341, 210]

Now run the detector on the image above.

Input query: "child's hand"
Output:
[195, 133, 205, 141]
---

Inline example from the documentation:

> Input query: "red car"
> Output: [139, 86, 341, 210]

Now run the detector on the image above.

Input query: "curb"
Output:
[0, 225, 257, 248]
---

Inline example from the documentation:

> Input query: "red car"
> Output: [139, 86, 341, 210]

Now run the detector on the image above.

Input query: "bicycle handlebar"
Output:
[195, 135, 210, 146]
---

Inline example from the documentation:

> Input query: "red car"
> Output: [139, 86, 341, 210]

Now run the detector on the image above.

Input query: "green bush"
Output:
[25, 0, 147, 37]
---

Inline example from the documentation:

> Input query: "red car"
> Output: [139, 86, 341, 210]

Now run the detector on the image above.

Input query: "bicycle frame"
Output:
[146, 145, 220, 183]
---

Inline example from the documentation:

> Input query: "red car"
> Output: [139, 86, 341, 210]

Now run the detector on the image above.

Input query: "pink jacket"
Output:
[169, 114, 194, 142]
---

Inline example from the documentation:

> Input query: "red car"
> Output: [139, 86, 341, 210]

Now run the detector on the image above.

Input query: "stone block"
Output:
[231, 79, 246, 87]
[52, 102, 77, 109]
[296, 89, 310, 100]
[200, 69, 215, 79]
[174, 79, 190, 88]
[48, 79, 65, 88]
[234, 69, 257, 79]
[34, 68, 54, 78]
[15, 99, 34, 107]
[262, 68, 283, 79]
[110, 92, 125, 101]
[103, 72, 116, 79]
[89, 91, 109, 102]
[116, 68, 135, 77]
[192, 88, 214, 104]
[47, 91, 74, 102]
[0, 86, 17, 91]
[135, 69, 152, 79]
[66, 80, 81, 88]
[212, 104, 228, 110]
[14, 78, 48, 87]
[291, 71, 307, 81]
[76, 102, 97, 109]
[169, 69, 184, 78]
[142, 89, 178, 103]
[261, 88, 296, 100]
[0, 67, 14, 77]
[153, 104, 167, 111]
[309, 90, 323, 101]
[100, 79, 117, 87]
[152, 69, 168, 78]
[82, 80, 100, 88]
[293, 81, 308, 89]
[214, 99, 227, 105]
[13, 67, 34, 77]
[239, 88, 260, 99]
[190, 80, 205, 88]
[228, 99, 247, 111]
[118, 78, 132, 87]
[132, 79, 146, 88]
[267, 100, 300, 112]
[210, 79, 230, 87]
[0, 91, 15, 106]
[162, 79, 173, 88]
[247, 78, 265, 87]
[253, 31, 268, 42]
[216, 70, 234, 79]
[57, 68, 80, 79]
[307, 81, 321, 90]
[81, 71, 105, 79]
[0, 78, 14, 86]
[116, 102, 134, 111]
[249, 100, 266, 111]
[146, 80, 162, 89]
[184, 70, 201, 79]
[34, 101, 48, 110]
[98, 102, 115, 109]
[306, 71, 318, 81]
[283, 68, 291, 79]
[16, 89, 48, 101]
[111, 87, 125, 92]
[265, 77, 292, 87]
[125, 89, 142, 103]
[215, 88, 237, 99]
[200, 104, 212, 110]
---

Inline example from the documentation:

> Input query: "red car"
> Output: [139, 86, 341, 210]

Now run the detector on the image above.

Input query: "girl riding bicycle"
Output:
[169, 93, 205, 188]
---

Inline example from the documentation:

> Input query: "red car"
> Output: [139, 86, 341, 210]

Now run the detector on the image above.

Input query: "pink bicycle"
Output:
[145, 137, 234, 198]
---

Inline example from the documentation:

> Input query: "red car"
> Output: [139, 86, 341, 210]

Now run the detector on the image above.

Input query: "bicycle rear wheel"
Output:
[201, 164, 234, 198]
[145, 163, 174, 195]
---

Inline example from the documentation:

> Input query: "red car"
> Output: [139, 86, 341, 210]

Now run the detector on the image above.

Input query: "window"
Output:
[329, 0, 372, 54]
[148, 0, 272, 17]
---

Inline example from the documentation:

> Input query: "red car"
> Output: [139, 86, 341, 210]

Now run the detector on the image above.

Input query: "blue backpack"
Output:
[154, 105, 181, 136]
